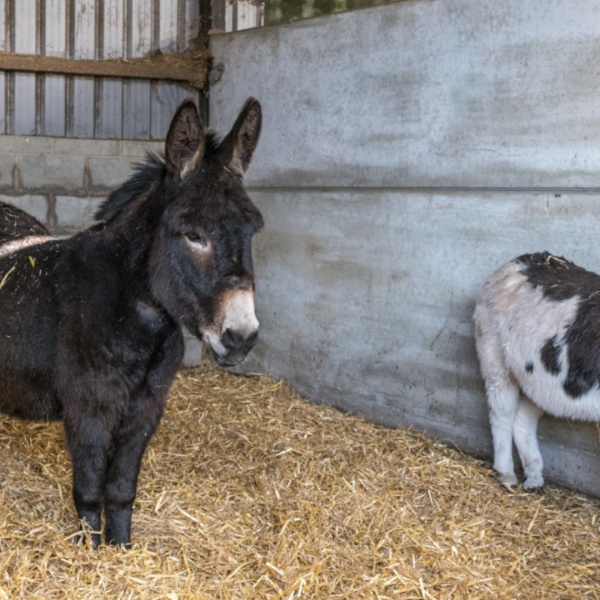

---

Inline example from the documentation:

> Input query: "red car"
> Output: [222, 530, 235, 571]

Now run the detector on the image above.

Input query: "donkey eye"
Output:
[184, 232, 209, 248]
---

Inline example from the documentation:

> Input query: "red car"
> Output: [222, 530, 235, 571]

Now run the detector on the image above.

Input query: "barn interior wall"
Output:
[209, 0, 600, 497]
[0, 0, 202, 138]
[0, 135, 162, 233]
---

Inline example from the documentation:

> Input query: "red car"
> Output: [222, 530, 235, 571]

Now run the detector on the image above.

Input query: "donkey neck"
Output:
[80, 174, 174, 309]
[105, 172, 172, 260]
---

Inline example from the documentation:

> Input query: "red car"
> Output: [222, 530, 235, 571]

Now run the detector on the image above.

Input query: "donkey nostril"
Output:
[246, 331, 258, 349]
[222, 328, 243, 349]
[221, 328, 234, 347]
[221, 328, 258, 353]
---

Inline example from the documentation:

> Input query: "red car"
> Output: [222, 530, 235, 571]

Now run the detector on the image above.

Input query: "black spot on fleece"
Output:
[519, 252, 600, 399]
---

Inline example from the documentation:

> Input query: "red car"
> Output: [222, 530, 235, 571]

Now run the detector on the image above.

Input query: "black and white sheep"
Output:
[474, 251, 600, 489]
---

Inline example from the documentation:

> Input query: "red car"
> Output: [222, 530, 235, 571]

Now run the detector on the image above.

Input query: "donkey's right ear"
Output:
[165, 99, 205, 178]
[219, 97, 262, 177]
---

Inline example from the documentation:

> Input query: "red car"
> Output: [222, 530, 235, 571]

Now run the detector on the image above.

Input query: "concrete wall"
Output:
[0, 135, 162, 233]
[210, 0, 600, 496]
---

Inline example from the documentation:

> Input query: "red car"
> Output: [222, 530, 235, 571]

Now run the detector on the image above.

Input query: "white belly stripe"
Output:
[0, 235, 53, 258]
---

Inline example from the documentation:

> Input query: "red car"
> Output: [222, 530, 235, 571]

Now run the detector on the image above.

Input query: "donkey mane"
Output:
[96, 132, 221, 224]
[95, 152, 166, 223]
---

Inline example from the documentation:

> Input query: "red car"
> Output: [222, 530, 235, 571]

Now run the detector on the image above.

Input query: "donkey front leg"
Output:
[65, 416, 112, 549]
[104, 328, 183, 546]
[103, 421, 158, 547]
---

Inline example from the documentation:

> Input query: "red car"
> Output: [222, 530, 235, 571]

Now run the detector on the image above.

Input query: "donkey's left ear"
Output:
[165, 99, 205, 178]
[220, 97, 262, 176]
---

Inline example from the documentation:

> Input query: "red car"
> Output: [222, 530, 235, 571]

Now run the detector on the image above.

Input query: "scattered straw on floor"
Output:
[1, 364, 600, 599]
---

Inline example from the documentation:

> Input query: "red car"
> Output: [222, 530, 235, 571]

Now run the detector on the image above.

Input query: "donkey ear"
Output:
[220, 97, 262, 176]
[165, 99, 205, 178]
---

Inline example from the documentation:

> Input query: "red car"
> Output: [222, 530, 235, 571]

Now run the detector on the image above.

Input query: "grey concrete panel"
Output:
[0, 136, 158, 200]
[0, 195, 48, 223]
[120, 140, 163, 158]
[211, 0, 600, 189]
[16, 154, 86, 191]
[53, 138, 121, 157]
[181, 328, 204, 368]
[0, 155, 14, 188]
[210, 0, 600, 498]
[236, 188, 600, 497]
[0, 136, 55, 155]
[87, 156, 137, 191]
[55, 196, 102, 231]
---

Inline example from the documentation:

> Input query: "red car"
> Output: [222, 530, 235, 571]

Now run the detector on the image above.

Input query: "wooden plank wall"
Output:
[0, 0, 201, 139]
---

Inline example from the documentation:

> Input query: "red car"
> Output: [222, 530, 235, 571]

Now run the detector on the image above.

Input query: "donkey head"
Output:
[151, 98, 264, 367]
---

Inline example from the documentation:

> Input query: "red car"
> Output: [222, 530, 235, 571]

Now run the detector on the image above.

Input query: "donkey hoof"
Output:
[74, 530, 101, 549]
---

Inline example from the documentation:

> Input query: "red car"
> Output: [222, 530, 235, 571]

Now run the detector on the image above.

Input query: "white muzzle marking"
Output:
[221, 289, 259, 337]
[201, 289, 259, 358]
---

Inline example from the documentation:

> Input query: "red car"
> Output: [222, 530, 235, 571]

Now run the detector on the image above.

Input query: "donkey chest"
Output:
[54, 301, 181, 410]
[65, 297, 175, 355]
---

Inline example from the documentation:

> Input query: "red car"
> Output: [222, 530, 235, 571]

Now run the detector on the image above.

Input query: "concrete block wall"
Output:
[210, 0, 600, 497]
[0, 134, 203, 367]
[0, 135, 162, 234]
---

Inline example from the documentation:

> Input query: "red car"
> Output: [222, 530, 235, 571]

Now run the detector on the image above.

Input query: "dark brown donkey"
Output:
[0, 97, 264, 547]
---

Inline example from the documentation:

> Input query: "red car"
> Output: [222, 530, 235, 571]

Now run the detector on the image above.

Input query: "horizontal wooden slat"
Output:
[0, 51, 208, 88]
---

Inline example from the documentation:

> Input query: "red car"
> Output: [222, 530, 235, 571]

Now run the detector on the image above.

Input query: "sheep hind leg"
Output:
[512, 397, 545, 490]
[485, 374, 520, 487]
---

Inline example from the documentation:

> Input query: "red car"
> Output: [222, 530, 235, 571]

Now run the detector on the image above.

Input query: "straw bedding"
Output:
[1, 364, 599, 599]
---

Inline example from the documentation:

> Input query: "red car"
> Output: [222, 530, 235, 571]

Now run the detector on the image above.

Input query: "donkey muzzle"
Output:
[215, 327, 259, 367]
[202, 288, 259, 367]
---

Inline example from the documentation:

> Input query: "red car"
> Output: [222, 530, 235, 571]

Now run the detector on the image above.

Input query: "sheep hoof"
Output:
[498, 472, 518, 487]
[523, 477, 545, 492]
